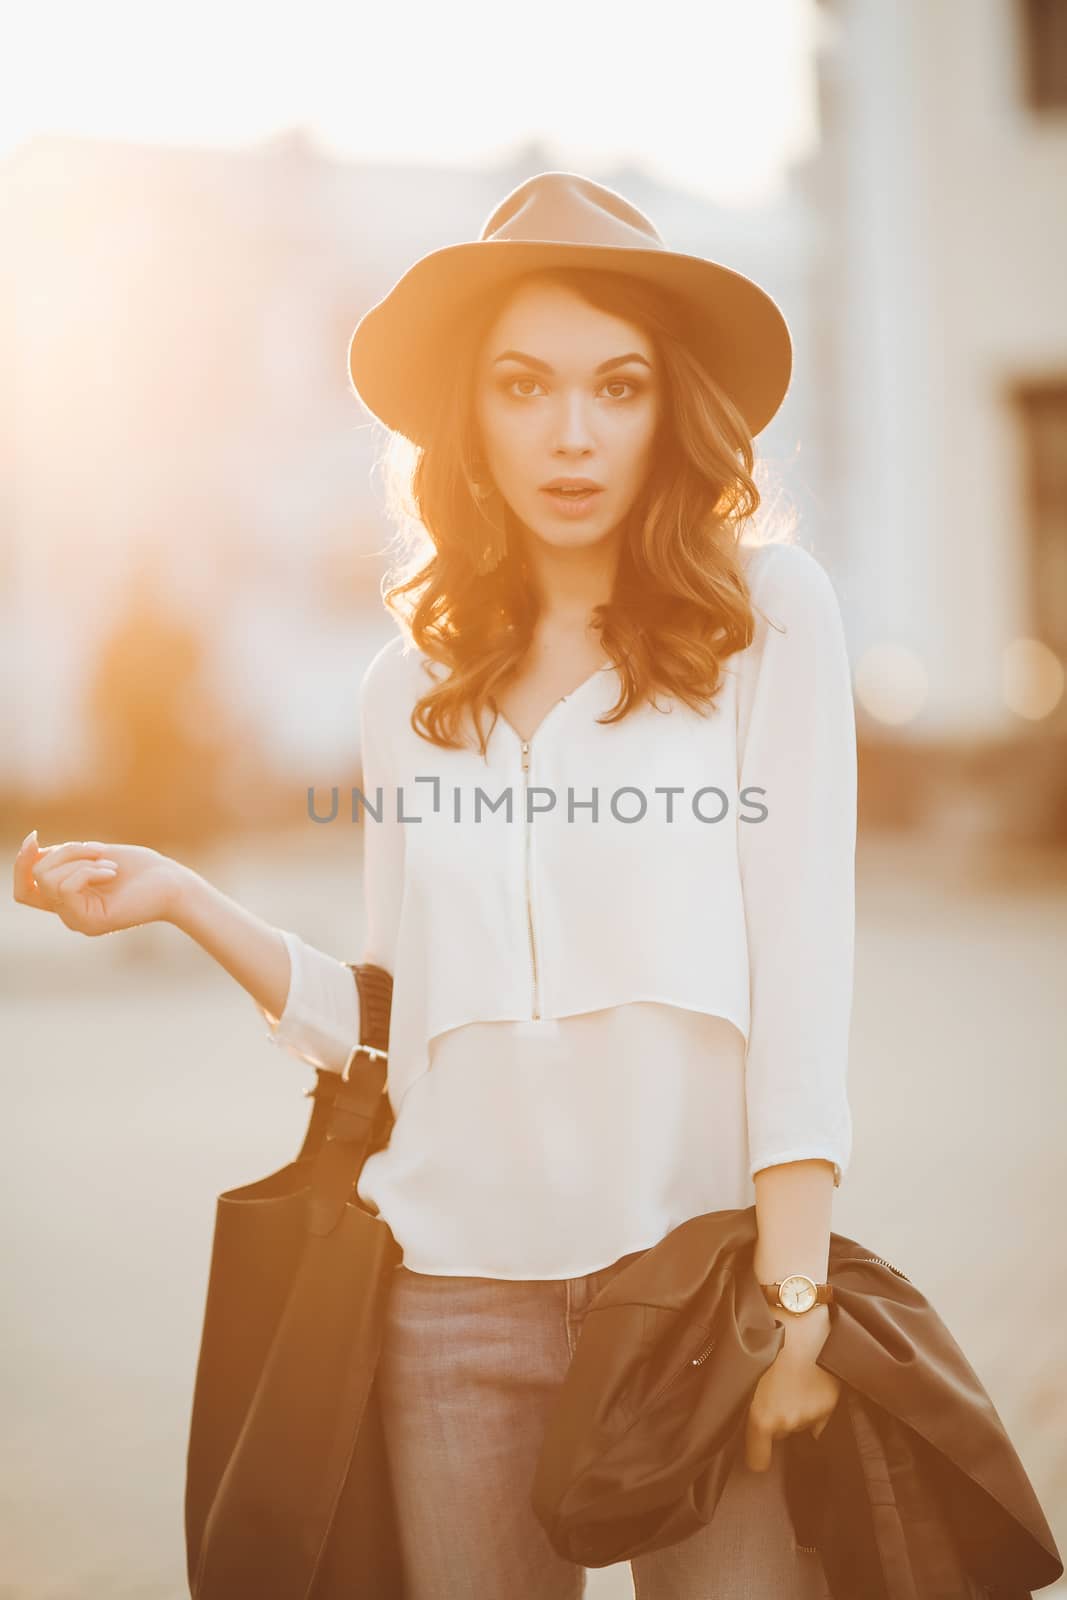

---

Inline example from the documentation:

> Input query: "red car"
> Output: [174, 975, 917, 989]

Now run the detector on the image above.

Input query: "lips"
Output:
[540, 486, 605, 519]
[540, 477, 605, 494]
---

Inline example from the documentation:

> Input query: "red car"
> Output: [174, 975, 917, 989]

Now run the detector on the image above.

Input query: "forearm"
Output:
[751, 1158, 834, 1285]
[165, 863, 292, 1023]
[745, 1157, 841, 1466]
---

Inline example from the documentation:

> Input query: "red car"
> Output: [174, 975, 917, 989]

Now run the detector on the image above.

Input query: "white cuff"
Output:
[256, 928, 362, 1075]
[750, 1148, 846, 1189]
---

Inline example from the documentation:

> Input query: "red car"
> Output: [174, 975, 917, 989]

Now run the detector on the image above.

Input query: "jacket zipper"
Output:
[856, 1253, 911, 1283]
[520, 739, 541, 1019]
[654, 1333, 718, 1403]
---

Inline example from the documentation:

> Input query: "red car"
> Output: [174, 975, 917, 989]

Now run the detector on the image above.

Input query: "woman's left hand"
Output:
[743, 1304, 842, 1471]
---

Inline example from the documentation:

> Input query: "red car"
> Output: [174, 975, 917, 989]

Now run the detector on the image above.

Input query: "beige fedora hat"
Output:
[346, 170, 793, 447]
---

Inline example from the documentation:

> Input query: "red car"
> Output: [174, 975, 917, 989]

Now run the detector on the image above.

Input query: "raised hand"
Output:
[12, 830, 183, 937]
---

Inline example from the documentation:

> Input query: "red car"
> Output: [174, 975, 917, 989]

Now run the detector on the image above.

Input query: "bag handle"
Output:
[298, 963, 395, 1237]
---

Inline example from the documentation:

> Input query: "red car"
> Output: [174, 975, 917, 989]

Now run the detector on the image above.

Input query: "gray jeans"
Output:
[376, 1247, 834, 1599]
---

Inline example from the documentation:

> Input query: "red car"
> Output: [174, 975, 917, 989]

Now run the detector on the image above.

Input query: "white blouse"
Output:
[257, 540, 856, 1279]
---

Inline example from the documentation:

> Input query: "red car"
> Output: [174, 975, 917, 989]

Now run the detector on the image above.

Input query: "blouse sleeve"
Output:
[255, 640, 405, 1073]
[257, 926, 361, 1074]
[735, 543, 856, 1189]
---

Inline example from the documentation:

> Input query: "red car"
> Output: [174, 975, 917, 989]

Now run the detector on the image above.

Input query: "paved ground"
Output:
[2, 826, 1065, 1598]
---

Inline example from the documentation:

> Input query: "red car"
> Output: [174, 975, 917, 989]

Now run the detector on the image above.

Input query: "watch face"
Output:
[779, 1275, 817, 1313]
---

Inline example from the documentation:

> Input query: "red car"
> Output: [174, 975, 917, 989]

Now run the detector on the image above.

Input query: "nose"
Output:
[551, 390, 597, 456]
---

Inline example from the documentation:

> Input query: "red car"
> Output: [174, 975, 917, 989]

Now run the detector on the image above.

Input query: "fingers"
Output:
[746, 1398, 838, 1468]
[12, 829, 47, 910]
[13, 833, 117, 912]
[46, 860, 119, 920]
[810, 1388, 840, 1440]
[47, 858, 121, 934]
[53, 859, 118, 897]
[36, 839, 113, 875]
[747, 1416, 838, 1467]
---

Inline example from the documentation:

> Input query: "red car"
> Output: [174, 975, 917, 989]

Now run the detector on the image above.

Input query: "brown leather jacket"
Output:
[531, 1207, 1063, 1599]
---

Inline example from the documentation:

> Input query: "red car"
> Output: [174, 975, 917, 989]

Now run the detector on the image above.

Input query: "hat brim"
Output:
[347, 238, 793, 446]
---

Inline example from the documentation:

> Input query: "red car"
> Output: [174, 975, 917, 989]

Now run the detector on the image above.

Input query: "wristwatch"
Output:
[759, 1274, 834, 1315]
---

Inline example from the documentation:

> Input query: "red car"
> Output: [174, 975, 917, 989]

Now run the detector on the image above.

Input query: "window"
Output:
[1018, 0, 1067, 110]
[1016, 378, 1067, 656]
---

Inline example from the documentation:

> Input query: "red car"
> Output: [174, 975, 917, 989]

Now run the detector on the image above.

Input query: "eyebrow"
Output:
[491, 349, 653, 376]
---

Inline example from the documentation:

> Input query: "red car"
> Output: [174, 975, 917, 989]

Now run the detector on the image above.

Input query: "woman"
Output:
[12, 173, 854, 1598]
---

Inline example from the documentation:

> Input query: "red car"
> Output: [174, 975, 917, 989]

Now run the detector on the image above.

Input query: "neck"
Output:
[519, 525, 623, 632]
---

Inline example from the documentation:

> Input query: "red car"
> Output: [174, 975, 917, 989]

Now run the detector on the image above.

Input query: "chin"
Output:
[533, 526, 616, 556]
[522, 506, 624, 551]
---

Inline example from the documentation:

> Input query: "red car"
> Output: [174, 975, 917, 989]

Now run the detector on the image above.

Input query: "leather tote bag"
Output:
[184, 962, 404, 1600]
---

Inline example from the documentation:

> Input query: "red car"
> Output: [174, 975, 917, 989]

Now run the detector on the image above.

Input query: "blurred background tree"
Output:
[84, 555, 234, 849]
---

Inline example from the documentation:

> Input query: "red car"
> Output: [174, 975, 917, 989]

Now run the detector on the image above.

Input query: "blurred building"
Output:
[803, 0, 1067, 842]
[2, 132, 822, 831]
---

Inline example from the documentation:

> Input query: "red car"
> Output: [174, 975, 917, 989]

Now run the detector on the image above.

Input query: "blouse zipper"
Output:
[520, 739, 541, 1019]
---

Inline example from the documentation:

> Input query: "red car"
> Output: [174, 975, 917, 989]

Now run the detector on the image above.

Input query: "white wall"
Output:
[825, 0, 1067, 739]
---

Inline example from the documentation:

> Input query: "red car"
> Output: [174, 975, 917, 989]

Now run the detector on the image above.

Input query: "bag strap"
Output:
[298, 962, 395, 1237]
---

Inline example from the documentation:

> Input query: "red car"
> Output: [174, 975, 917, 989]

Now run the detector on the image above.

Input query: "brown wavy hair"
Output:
[375, 264, 794, 755]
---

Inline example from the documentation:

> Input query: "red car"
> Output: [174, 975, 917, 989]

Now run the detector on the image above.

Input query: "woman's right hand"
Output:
[11, 830, 185, 937]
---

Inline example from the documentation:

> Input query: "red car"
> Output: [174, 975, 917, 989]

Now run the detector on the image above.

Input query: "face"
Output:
[472, 280, 662, 554]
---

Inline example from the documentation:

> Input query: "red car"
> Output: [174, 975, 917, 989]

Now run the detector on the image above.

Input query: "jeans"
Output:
[376, 1246, 834, 1599]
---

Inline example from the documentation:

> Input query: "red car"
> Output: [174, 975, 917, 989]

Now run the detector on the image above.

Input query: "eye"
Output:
[499, 376, 643, 401]
[502, 377, 544, 399]
[602, 379, 639, 399]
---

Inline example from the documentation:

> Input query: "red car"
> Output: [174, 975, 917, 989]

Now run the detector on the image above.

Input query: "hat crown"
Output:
[479, 171, 666, 254]
[348, 170, 793, 445]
